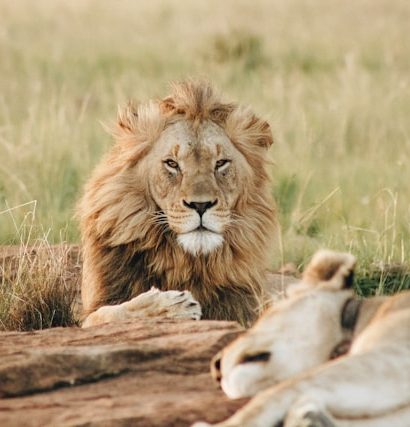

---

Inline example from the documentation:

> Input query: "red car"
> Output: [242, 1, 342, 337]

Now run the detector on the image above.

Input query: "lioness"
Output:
[194, 250, 410, 426]
[78, 81, 277, 327]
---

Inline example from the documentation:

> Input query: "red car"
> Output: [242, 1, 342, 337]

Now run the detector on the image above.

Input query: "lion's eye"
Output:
[215, 159, 230, 171]
[164, 159, 179, 170]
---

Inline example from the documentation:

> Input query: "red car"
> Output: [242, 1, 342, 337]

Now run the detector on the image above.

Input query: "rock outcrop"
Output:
[0, 244, 298, 426]
[0, 319, 246, 427]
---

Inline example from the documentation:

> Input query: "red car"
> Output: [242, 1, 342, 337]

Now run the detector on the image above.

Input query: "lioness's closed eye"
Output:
[77, 80, 278, 327]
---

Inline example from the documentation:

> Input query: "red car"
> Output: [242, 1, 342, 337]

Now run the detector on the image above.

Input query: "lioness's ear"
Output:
[303, 249, 356, 290]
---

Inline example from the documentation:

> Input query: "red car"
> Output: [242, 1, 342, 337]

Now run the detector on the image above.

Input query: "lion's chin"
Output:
[177, 230, 224, 256]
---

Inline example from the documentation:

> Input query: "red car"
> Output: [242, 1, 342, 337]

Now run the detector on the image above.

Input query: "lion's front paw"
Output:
[82, 288, 202, 327]
[82, 304, 131, 327]
[125, 287, 202, 320]
[284, 396, 336, 427]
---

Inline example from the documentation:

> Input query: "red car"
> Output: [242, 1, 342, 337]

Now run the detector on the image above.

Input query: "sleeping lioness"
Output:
[194, 250, 410, 427]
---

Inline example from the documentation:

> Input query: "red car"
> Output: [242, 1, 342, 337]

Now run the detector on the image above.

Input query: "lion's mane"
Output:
[77, 81, 277, 326]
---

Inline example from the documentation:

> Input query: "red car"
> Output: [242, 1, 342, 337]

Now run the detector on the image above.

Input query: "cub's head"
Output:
[90, 81, 274, 256]
[212, 250, 357, 398]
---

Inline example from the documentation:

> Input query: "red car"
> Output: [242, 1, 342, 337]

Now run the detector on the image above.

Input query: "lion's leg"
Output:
[285, 396, 410, 427]
[284, 396, 337, 427]
[337, 405, 410, 427]
[82, 287, 202, 327]
[193, 349, 410, 427]
[81, 251, 105, 314]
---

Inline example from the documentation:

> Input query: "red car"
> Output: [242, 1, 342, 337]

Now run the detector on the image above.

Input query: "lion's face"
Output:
[212, 250, 356, 399]
[146, 120, 252, 255]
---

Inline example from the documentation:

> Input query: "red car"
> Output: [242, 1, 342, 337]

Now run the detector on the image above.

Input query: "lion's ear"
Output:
[108, 101, 140, 144]
[247, 115, 273, 149]
[117, 101, 139, 133]
[110, 101, 165, 151]
[209, 103, 235, 125]
[302, 250, 356, 290]
[160, 96, 185, 116]
[225, 108, 273, 152]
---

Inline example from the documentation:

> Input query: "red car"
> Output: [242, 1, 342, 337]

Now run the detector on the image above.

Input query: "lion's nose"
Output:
[183, 199, 218, 216]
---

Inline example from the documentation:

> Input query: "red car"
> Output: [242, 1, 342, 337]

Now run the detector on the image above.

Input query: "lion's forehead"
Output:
[158, 120, 234, 161]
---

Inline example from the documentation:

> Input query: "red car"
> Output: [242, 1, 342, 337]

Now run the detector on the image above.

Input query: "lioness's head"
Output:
[212, 250, 357, 398]
[104, 81, 274, 256]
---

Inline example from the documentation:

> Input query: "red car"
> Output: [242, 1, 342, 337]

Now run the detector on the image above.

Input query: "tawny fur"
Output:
[77, 81, 277, 326]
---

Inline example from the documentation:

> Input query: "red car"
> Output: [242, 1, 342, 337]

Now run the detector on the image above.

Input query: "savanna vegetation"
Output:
[0, 0, 409, 329]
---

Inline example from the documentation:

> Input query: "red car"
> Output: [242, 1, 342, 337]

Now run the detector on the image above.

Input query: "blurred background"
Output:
[0, 0, 409, 289]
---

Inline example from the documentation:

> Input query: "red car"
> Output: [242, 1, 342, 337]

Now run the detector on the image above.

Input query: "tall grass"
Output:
[0, 1, 409, 294]
[0, 240, 79, 330]
[0, 202, 79, 330]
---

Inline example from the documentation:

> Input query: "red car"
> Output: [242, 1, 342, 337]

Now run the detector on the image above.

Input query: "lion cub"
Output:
[194, 250, 410, 427]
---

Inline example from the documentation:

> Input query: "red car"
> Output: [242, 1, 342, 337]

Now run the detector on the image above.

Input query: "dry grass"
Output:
[0, 240, 79, 331]
[0, 204, 80, 331]
[0, 1, 409, 329]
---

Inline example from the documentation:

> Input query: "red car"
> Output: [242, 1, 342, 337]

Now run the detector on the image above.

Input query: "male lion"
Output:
[78, 81, 277, 327]
[194, 250, 410, 426]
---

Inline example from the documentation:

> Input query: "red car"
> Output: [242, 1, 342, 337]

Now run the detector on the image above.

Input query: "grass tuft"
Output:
[355, 263, 410, 297]
[0, 241, 79, 331]
[0, 201, 79, 331]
